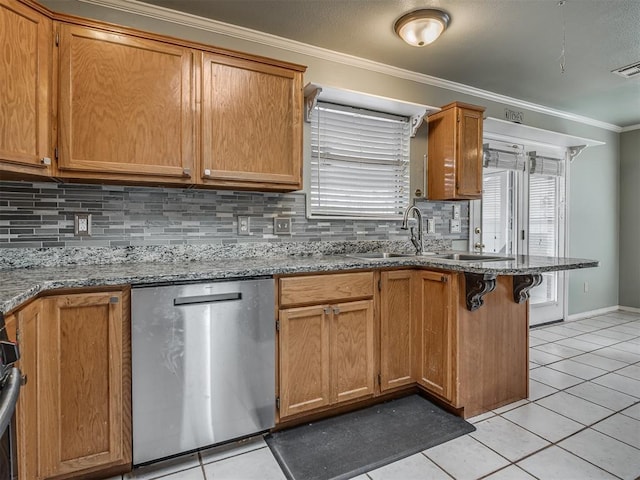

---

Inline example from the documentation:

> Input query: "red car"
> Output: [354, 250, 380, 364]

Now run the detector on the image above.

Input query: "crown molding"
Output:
[621, 124, 640, 132]
[79, 0, 624, 133]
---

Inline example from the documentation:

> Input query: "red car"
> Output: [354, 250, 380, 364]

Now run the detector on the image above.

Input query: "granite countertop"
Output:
[0, 249, 598, 314]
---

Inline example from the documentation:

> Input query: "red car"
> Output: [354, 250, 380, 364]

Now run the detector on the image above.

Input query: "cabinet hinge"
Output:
[55, 31, 59, 46]
[276, 319, 280, 332]
[276, 397, 280, 410]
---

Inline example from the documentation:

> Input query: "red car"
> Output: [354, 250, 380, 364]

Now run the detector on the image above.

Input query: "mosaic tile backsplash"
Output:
[0, 181, 469, 249]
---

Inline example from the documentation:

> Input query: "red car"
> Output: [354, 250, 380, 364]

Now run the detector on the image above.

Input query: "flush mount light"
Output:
[394, 9, 450, 47]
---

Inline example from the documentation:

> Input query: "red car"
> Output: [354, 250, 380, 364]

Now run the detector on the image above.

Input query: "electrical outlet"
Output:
[426, 218, 436, 234]
[274, 217, 292, 235]
[450, 219, 461, 233]
[452, 204, 461, 220]
[237, 216, 250, 236]
[74, 213, 92, 236]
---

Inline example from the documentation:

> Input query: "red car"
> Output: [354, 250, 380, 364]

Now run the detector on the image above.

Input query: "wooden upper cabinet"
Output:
[379, 270, 415, 392]
[0, 0, 52, 176]
[57, 23, 195, 183]
[427, 102, 485, 200]
[200, 53, 303, 191]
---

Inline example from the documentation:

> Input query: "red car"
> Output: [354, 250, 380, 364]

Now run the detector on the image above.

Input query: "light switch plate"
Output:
[238, 216, 250, 236]
[274, 217, 292, 235]
[74, 213, 92, 236]
[450, 219, 461, 233]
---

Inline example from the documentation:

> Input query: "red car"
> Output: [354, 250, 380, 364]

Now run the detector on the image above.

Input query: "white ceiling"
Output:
[134, 0, 640, 129]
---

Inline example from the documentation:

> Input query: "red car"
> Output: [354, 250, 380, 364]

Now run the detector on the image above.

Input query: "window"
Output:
[309, 102, 410, 218]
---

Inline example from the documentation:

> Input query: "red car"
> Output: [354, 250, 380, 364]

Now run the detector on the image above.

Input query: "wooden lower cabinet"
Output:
[414, 270, 458, 404]
[379, 270, 414, 391]
[278, 299, 374, 420]
[9, 289, 131, 480]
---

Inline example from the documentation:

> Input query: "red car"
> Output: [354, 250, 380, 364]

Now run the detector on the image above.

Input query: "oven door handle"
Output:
[0, 368, 21, 435]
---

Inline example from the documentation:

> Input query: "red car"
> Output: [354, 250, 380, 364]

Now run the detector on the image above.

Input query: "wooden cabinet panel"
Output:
[380, 271, 414, 391]
[279, 305, 330, 418]
[279, 272, 374, 307]
[0, 0, 52, 176]
[331, 300, 375, 403]
[427, 102, 485, 200]
[415, 270, 457, 403]
[38, 291, 130, 478]
[201, 53, 303, 190]
[57, 24, 194, 182]
[12, 301, 42, 480]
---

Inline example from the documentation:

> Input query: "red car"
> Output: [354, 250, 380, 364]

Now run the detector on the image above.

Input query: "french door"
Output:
[470, 139, 568, 326]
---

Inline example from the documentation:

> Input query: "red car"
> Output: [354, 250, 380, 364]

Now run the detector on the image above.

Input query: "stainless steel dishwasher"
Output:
[131, 278, 275, 465]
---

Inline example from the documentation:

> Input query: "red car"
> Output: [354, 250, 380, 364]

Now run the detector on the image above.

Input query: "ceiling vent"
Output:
[612, 62, 640, 78]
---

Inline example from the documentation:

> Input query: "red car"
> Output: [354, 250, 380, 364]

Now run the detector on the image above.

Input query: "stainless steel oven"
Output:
[0, 313, 21, 480]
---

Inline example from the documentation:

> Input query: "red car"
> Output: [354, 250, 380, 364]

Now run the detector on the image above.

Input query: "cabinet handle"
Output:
[182, 168, 191, 177]
[333, 307, 340, 314]
[21, 374, 27, 386]
[40, 157, 51, 166]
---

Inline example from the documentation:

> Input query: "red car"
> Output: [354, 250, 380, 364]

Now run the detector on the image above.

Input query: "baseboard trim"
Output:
[566, 305, 620, 321]
[619, 305, 640, 313]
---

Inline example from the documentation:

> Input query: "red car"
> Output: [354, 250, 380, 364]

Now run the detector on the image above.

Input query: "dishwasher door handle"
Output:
[173, 292, 242, 306]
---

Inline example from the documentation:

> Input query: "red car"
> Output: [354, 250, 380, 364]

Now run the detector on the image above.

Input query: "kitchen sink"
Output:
[346, 252, 415, 260]
[435, 253, 514, 262]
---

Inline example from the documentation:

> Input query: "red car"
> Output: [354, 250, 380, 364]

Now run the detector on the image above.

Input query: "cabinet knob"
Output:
[182, 168, 191, 177]
[323, 307, 331, 315]
[474, 243, 485, 250]
[333, 307, 340, 315]
[41, 157, 51, 166]
[204, 169, 211, 177]
[109, 296, 119, 304]
[21, 374, 27, 386]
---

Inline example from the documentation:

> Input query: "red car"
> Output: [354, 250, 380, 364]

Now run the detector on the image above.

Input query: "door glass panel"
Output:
[482, 169, 515, 255]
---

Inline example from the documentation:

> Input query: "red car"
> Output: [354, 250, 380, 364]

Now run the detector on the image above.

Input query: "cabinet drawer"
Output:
[279, 272, 374, 307]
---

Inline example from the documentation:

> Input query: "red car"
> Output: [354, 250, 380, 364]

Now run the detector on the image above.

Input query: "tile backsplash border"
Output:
[0, 180, 468, 251]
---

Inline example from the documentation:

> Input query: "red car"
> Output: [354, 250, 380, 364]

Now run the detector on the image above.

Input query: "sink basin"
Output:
[346, 252, 415, 260]
[435, 253, 514, 262]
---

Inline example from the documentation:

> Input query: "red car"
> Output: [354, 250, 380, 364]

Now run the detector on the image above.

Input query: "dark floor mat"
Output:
[266, 394, 475, 480]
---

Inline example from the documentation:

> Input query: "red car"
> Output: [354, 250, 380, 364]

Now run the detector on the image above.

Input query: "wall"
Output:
[16, 0, 623, 315]
[619, 129, 640, 308]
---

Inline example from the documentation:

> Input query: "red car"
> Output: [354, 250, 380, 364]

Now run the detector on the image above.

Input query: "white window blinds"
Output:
[310, 102, 410, 218]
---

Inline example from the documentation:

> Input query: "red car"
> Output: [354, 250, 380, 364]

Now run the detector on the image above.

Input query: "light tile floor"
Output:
[111, 309, 640, 480]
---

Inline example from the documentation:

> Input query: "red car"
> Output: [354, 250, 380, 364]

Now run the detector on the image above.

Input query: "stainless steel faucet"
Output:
[401, 204, 424, 255]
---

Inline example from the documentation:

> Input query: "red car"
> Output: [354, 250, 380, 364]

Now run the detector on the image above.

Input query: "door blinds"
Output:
[310, 102, 410, 218]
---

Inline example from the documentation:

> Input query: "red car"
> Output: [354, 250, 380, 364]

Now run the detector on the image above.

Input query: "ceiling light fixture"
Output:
[394, 9, 450, 47]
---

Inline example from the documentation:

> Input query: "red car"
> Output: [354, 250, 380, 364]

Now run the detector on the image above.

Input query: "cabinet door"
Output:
[415, 271, 456, 402]
[380, 271, 414, 391]
[279, 305, 330, 418]
[456, 106, 483, 197]
[331, 300, 375, 404]
[201, 53, 302, 190]
[39, 291, 130, 478]
[12, 300, 43, 480]
[0, 0, 52, 175]
[57, 24, 194, 182]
